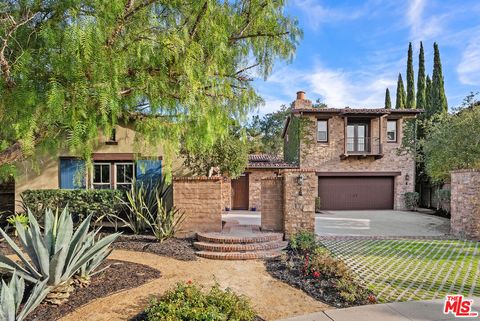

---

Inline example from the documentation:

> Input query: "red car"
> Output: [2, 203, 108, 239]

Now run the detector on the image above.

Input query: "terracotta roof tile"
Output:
[247, 154, 298, 169]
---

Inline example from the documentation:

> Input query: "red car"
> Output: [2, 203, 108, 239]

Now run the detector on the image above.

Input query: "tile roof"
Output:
[247, 154, 298, 169]
[292, 107, 423, 115]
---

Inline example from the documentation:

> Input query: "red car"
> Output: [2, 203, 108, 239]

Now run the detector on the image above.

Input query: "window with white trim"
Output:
[317, 120, 328, 142]
[115, 163, 134, 190]
[92, 163, 111, 189]
[387, 120, 397, 142]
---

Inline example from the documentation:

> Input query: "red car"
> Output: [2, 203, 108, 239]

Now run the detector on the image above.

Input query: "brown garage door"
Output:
[318, 176, 394, 210]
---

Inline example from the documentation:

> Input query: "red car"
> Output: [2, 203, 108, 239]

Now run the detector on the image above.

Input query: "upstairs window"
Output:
[387, 120, 397, 142]
[93, 163, 111, 189]
[116, 163, 134, 190]
[317, 120, 328, 142]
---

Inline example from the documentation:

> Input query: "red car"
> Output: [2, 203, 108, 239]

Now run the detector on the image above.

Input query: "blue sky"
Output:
[251, 0, 480, 116]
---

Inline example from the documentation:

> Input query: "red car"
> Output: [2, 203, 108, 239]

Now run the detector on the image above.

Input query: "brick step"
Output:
[197, 232, 283, 244]
[196, 249, 284, 260]
[194, 240, 288, 253]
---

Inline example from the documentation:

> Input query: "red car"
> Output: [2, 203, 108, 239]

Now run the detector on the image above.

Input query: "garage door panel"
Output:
[318, 177, 393, 210]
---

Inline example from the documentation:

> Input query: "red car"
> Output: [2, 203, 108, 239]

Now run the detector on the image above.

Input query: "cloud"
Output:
[405, 0, 444, 42]
[457, 38, 480, 85]
[293, 0, 368, 31]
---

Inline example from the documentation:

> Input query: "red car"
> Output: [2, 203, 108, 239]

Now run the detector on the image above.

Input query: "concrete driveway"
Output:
[316, 210, 451, 237]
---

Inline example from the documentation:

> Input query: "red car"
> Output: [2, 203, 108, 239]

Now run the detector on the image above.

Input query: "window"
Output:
[116, 163, 134, 190]
[387, 120, 397, 142]
[317, 120, 328, 142]
[92, 163, 111, 189]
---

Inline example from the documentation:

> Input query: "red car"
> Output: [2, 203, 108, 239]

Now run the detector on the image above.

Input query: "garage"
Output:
[318, 176, 394, 210]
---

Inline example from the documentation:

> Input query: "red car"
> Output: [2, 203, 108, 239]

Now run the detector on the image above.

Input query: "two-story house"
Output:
[1, 123, 185, 213]
[282, 91, 422, 210]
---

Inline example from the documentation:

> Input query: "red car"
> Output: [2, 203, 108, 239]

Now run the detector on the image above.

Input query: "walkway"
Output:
[278, 297, 480, 320]
[60, 250, 330, 321]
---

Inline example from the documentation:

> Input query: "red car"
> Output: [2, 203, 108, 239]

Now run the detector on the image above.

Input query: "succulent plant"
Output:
[0, 206, 119, 303]
[0, 274, 49, 321]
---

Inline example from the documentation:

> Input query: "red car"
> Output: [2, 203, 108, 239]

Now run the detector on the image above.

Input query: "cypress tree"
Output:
[416, 41, 426, 110]
[431, 42, 448, 114]
[406, 42, 416, 108]
[385, 88, 392, 109]
[425, 74, 432, 116]
[396, 73, 406, 109]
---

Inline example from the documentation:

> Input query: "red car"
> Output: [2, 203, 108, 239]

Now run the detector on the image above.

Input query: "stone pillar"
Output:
[221, 177, 231, 211]
[173, 177, 223, 237]
[261, 177, 284, 231]
[282, 169, 317, 239]
[451, 170, 480, 240]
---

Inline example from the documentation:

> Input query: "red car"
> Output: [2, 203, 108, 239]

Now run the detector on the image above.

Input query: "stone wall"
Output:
[247, 169, 279, 211]
[261, 177, 284, 231]
[173, 177, 223, 237]
[282, 169, 316, 238]
[296, 115, 415, 209]
[221, 177, 231, 210]
[450, 170, 480, 240]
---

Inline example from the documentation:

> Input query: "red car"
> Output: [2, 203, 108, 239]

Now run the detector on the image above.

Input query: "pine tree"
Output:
[385, 88, 392, 109]
[396, 73, 406, 109]
[425, 74, 433, 116]
[406, 42, 416, 108]
[431, 42, 448, 114]
[416, 42, 426, 110]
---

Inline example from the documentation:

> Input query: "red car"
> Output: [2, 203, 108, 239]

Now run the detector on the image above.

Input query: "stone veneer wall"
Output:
[261, 177, 284, 231]
[221, 177, 231, 210]
[450, 170, 480, 240]
[297, 115, 415, 210]
[248, 170, 279, 211]
[282, 169, 316, 238]
[173, 177, 222, 237]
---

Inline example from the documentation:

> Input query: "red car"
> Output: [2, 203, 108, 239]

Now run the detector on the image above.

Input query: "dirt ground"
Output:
[60, 250, 331, 321]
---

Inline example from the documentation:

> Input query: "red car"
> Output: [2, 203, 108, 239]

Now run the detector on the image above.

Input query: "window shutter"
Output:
[136, 160, 162, 185]
[60, 159, 86, 189]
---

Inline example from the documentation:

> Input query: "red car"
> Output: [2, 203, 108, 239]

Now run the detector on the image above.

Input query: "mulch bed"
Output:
[265, 255, 369, 308]
[112, 234, 197, 261]
[26, 259, 161, 321]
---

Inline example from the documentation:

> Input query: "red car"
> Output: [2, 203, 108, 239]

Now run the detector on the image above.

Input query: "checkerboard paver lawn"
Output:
[320, 239, 480, 303]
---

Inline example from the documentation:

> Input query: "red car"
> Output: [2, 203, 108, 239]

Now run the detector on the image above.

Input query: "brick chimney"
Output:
[292, 90, 312, 109]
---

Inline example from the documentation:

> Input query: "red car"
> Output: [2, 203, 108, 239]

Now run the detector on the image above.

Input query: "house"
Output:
[2, 124, 184, 213]
[283, 91, 422, 210]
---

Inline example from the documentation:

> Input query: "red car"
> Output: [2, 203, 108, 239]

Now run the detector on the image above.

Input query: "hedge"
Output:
[20, 189, 125, 225]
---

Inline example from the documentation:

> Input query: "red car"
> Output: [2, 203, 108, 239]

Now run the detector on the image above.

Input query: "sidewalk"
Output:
[277, 297, 480, 321]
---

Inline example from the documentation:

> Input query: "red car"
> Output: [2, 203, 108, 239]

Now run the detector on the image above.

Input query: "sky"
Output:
[251, 0, 480, 116]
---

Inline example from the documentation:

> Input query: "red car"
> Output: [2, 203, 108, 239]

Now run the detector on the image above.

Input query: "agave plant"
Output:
[143, 194, 185, 242]
[0, 274, 49, 321]
[0, 207, 119, 304]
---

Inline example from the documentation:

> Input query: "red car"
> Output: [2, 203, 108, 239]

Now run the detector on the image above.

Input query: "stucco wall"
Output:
[451, 170, 480, 240]
[173, 177, 223, 237]
[296, 115, 415, 210]
[13, 124, 184, 211]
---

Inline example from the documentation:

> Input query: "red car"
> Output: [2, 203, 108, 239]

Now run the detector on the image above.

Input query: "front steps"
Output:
[194, 225, 287, 260]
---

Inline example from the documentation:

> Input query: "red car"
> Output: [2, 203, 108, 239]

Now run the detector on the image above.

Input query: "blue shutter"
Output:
[60, 159, 86, 189]
[136, 160, 162, 185]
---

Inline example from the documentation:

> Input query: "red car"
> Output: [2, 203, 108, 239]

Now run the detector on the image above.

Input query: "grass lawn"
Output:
[320, 239, 480, 303]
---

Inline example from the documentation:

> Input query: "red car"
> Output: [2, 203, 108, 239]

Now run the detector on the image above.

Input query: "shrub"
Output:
[0, 206, 119, 305]
[20, 189, 124, 226]
[315, 197, 321, 213]
[404, 192, 420, 210]
[289, 231, 317, 255]
[0, 274, 50, 321]
[6, 213, 29, 236]
[144, 282, 256, 321]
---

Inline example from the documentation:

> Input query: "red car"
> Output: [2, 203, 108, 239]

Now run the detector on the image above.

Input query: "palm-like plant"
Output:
[0, 274, 49, 321]
[0, 207, 119, 304]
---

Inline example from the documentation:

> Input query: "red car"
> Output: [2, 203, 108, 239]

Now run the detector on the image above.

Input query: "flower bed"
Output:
[265, 232, 376, 308]
[25, 259, 160, 321]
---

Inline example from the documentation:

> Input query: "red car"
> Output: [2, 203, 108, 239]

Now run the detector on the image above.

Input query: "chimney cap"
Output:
[296, 91, 306, 100]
